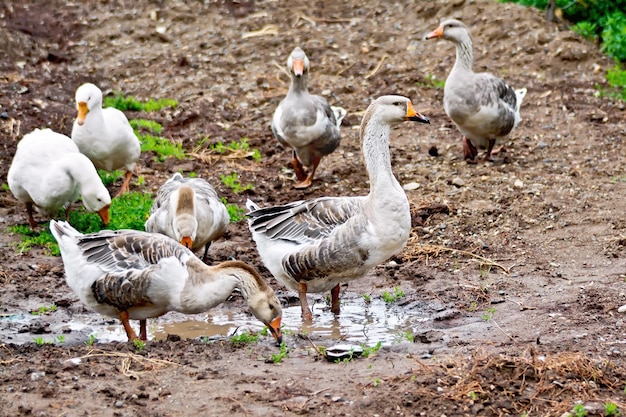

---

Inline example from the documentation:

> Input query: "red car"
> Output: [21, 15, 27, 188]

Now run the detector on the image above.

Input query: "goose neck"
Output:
[361, 120, 400, 192]
[453, 35, 474, 73]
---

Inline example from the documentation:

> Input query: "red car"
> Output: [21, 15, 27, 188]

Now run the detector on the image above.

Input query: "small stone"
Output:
[618, 305, 626, 313]
[403, 182, 420, 191]
[0, 112, 9, 120]
[30, 372, 45, 381]
[114, 400, 124, 408]
[451, 177, 465, 187]
[428, 145, 439, 157]
[514, 179, 524, 188]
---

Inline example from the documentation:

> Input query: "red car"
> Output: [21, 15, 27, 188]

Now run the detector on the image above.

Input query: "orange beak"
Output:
[97, 205, 110, 226]
[76, 101, 88, 126]
[180, 236, 193, 249]
[405, 101, 430, 124]
[425, 25, 444, 40]
[292, 59, 304, 77]
[268, 316, 282, 344]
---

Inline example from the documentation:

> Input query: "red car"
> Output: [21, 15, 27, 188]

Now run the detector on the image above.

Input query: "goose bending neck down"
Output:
[248, 95, 430, 321]
[50, 220, 282, 343]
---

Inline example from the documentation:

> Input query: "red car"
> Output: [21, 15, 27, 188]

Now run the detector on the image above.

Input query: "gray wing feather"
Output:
[92, 269, 154, 311]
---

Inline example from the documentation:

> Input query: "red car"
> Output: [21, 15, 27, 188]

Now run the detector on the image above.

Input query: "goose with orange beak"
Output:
[50, 220, 283, 344]
[145, 173, 229, 262]
[71, 83, 141, 195]
[271, 47, 346, 189]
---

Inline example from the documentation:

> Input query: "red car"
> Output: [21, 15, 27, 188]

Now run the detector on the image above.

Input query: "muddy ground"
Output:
[1, 0, 626, 416]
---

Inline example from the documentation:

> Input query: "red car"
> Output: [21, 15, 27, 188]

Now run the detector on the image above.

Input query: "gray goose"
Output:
[145, 173, 229, 262]
[271, 47, 346, 189]
[425, 19, 527, 163]
[50, 220, 282, 343]
[248, 95, 429, 321]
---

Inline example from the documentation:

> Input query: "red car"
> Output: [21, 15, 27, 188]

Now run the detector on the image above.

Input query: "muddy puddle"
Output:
[1, 297, 429, 347]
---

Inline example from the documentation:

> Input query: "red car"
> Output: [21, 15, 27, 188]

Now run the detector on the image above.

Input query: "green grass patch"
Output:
[104, 95, 178, 112]
[220, 172, 253, 194]
[230, 331, 259, 346]
[221, 198, 246, 223]
[203, 137, 262, 162]
[129, 119, 163, 134]
[138, 133, 186, 161]
[98, 169, 123, 187]
[7, 192, 154, 255]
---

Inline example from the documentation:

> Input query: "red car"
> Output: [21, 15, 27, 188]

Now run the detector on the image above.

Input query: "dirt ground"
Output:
[1, 0, 626, 416]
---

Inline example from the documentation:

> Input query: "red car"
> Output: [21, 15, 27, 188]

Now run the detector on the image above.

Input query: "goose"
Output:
[247, 95, 430, 321]
[7, 128, 111, 230]
[145, 173, 229, 262]
[71, 83, 141, 195]
[271, 46, 346, 189]
[49, 220, 283, 343]
[425, 19, 527, 163]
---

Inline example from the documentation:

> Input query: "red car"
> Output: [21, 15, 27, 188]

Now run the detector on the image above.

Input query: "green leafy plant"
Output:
[138, 133, 185, 161]
[30, 304, 57, 316]
[8, 225, 60, 256]
[270, 342, 289, 363]
[2, 183, 11, 192]
[220, 172, 254, 194]
[104, 95, 178, 112]
[129, 118, 163, 134]
[230, 331, 259, 346]
[55, 335, 65, 344]
[221, 198, 246, 223]
[572, 21, 598, 42]
[482, 307, 497, 321]
[361, 341, 382, 358]
[362, 293, 372, 304]
[605, 402, 620, 416]
[604, 65, 626, 101]
[33, 337, 47, 346]
[200, 137, 262, 162]
[98, 170, 123, 187]
[372, 377, 381, 387]
[133, 339, 146, 351]
[571, 403, 587, 417]
[85, 334, 97, 346]
[381, 286, 405, 303]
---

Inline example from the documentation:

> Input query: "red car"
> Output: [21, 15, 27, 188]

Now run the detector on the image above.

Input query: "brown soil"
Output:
[1, 1, 626, 416]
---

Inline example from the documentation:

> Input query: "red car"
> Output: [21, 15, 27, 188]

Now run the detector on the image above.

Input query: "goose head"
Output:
[424, 19, 471, 44]
[287, 47, 310, 78]
[364, 95, 430, 131]
[223, 261, 283, 344]
[173, 212, 198, 249]
[75, 83, 104, 126]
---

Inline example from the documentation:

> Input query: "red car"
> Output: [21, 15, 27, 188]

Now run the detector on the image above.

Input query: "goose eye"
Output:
[269, 304, 274, 310]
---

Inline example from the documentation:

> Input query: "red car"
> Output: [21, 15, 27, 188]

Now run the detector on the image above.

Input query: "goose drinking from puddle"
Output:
[50, 220, 283, 343]
[425, 19, 527, 163]
[7, 128, 111, 230]
[248, 95, 429, 321]
[71, 83, 141, 195]
[145, 173, 229, 262]
[271, 46, 346, 189]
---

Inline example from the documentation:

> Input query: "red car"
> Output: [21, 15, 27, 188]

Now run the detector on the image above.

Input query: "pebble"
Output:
[403, 182, 420, 191]
[514, 179, 524, 188]
[451, 177, 465, 187]
[617, 305, 626, 313]
[114, 400, 124, 408]
[30, 372, 45, 381]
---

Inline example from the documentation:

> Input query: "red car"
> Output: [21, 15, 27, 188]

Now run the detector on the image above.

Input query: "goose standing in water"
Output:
[248, 95, 429, 321]
[145, 173, 229, 262]
[50, 220, 282, 343]
[7, 128, 110, 230]
[71, 83, 141, 195]
[425, 19, 527, 163]
[271, 46, 346, 189]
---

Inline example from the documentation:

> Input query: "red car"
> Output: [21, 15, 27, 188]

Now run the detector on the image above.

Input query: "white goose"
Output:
[425, 19, 527, 163]
[50, 220, 282, 343]
[7, 128, 111, 230]
[271, 46, 346, 189]
[247, 95, 430, 321]
[71, 83, 141, 195]
[145, 173, 230, 262]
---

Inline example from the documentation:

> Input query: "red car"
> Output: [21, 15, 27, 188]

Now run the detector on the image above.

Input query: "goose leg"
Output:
[139, 319, 148, 341]
[463, 137, 478, 164]
[116, 170, 133, 196]
[484, 139, 497, 162]
[294, 156, 321, 189]
[291, 152, 307, 182]
[330, 284, 341, 315]
[201, 242, 211, 263]
[26, 202, 38, 230]
[119, 311, 139, 341]
[298, 282, 313, 322]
